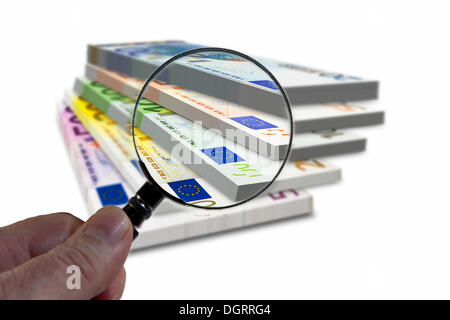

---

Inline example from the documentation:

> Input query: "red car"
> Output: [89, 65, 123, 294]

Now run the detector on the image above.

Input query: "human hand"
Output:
[0, 206, 133, 300]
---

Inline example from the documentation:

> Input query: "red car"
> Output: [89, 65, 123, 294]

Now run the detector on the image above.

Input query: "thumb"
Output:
[0, 206, 133, 299]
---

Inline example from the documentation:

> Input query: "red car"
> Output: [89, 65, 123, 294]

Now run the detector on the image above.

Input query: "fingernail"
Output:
[84, 206, 131, 244]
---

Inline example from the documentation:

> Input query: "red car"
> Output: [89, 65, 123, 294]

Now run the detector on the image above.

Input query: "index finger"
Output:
[0, 213, 84, 272]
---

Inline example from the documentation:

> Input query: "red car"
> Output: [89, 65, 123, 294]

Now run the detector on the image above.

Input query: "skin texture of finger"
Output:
[0, 213, 84, 272]
[94, 268, 126, 300]
[0, 206, 133, 300]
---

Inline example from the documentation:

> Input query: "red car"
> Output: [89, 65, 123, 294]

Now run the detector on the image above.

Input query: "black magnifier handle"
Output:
[122, 182, 165, 240]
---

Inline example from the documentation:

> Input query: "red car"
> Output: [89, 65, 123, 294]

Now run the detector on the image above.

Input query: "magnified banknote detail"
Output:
[129, 48, 294, 209]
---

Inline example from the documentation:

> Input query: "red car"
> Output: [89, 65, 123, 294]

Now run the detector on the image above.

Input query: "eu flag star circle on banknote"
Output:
[201, 146, 245, 165]
[249, 80, 279, 90]
[230, 115, 278, 130]
[168, 178, 212, 202]
[96, 183, 128, 206]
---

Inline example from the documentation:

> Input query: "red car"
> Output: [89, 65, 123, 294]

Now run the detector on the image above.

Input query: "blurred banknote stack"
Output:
[59, 40, 383, 250]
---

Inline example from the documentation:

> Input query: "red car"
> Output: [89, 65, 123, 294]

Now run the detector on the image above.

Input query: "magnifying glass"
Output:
[121, 47, 293, 238]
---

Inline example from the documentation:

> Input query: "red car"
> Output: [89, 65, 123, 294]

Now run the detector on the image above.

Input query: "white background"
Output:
[0, 0, 449, 299]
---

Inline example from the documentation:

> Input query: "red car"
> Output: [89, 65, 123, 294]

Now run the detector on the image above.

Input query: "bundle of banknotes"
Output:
[59, 40, 384, 250]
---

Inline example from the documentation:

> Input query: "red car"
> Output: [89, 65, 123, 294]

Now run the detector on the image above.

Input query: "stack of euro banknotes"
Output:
[59, 40, 384, 250]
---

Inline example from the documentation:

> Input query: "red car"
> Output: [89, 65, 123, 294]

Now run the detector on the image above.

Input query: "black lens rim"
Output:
[131, 47, 293, 210]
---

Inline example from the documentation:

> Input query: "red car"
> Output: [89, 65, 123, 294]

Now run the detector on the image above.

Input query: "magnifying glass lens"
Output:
[125, 48, 293, 237]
